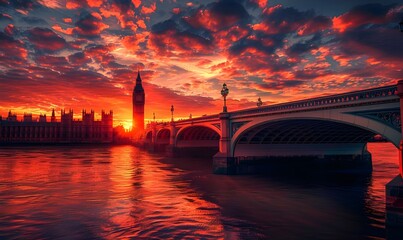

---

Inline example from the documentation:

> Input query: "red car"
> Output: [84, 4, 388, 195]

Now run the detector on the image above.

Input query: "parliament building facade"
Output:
[0, 109, 113, 144]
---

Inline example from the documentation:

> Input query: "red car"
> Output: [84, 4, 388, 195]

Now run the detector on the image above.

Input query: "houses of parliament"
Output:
[0, 71, 145, 144]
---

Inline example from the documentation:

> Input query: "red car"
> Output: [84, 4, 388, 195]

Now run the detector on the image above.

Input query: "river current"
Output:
[0, 143, 400, 239]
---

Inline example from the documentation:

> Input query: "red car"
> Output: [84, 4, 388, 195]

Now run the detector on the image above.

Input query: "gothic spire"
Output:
[134, 69, 144, 92]
[136, 69, 141, 84]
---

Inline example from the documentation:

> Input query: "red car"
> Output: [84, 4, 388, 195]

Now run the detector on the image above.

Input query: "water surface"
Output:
[0, 143, 399, 239]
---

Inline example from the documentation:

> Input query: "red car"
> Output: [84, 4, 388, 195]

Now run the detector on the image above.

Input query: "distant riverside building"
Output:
[132, 70, 145, 132]
[0, 109, 113, 144]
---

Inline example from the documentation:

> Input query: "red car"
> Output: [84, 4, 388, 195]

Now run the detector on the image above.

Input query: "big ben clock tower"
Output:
[132, 70, 145, 132]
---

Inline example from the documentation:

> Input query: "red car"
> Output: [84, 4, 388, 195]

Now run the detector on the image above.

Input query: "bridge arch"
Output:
[145, 130, 152, 143]
[175, 124, 221, 148]
[231, 115, 401, 157]
[156, 128, 170, 144]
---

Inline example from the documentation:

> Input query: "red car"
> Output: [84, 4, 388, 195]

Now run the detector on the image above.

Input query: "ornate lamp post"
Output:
[257, 97, 263, 107]
[221, 83, 229, 112]
[170, 105, 174, 122]
[153, 112, 155, 122]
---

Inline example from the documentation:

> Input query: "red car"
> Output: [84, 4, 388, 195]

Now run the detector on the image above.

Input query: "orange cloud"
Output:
[66, 0, 82, 9]
[141, 3, 156, 14]
[63, 18, 73, 23]
[52, 24, 74, 35]
[87, 0, 103, 8]
[122, 32, 148, 52]
[136, 19, 146, 29]
[132, 0, 141, 8]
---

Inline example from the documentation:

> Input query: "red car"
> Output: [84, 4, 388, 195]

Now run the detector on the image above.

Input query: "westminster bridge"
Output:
[144, 80, 403, 227]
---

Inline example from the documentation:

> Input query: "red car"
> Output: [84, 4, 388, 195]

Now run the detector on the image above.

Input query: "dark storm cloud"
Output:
[227, 5, 331, 64]
[209, 0, 250, 23]
[61, 69, 109, 84]
[294, 70, 331, 80]
[111, 0, 133, 11]
[68, 52, 92, 66]
[149, 0, 253, 57]
[287, 33, 322, 57]
[339, 25, 403, 61]
[36, 55, 71, 72]
[9, 0, 36, 11]
[333, 3, 402, 32]
[254, 5, 332, 35]
[185, 0, 251, 32]
[73, 13, 109, 38]
[0, 0, 8, 6]
[254, 80, 306, 91]
[334, 3, 403, 62]
[149, 18, 214, 56]
[0, 31, 27, 67]
[228, 32, 283, 56]
[27, 27, 67, 52]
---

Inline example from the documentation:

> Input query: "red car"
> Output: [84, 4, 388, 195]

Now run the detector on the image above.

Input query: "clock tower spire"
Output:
[133, 70, 145, 132]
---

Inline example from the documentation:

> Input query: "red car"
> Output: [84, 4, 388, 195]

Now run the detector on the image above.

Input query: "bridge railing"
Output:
[150, 85, 398, 128]
[230, 85, 398, 117]
[174, 114, 220, 124]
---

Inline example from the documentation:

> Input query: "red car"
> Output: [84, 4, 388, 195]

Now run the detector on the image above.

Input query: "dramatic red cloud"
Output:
[214, 26, 249, 49]
[136, 19, 146, 29]
[28, 27, 67, 51]
[122, 32, 148, 52]
[185, 1, 248, 32]
[87, 0, 103, 8]
[0, 32, 28, 67]
[74, 13, 109, 36]
[149, 29, 213, 57]
[333, 3, 399, 32]
[99, 2, 138, 32]
[38, 0, 64, 8]
[52, 24, 74, 35]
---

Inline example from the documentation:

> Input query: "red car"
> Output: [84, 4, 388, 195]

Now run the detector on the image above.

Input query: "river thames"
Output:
[0, 143, 399, 239]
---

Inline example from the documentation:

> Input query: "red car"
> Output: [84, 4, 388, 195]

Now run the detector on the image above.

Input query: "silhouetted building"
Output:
[0, 109, 113, 144]
[133, 70, 145, 132]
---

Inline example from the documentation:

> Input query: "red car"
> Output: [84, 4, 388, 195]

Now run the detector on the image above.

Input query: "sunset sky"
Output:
[0, 0, 402, 129]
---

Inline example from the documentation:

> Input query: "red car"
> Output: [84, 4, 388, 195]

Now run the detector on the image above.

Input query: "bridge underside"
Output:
[176, 126, 219, 148]
[213, 119, 378, 175]
[235, 119, 376, 157]
[175, 126, 219, 157]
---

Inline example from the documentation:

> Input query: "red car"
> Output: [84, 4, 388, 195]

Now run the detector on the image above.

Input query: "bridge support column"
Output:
[213, 112, 236, 174]
[148, 125, 157, 151]
[386, 80, 403, 233]
[166, 122, 177, 156]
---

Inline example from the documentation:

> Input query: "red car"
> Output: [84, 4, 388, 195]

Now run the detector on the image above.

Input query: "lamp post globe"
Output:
[221, 83, 229, 112]
[170, 105, 174, 122]
[257, 97, 263, 107]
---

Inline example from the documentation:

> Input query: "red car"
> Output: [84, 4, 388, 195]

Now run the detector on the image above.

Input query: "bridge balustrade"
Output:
[230, 85, 397, 118]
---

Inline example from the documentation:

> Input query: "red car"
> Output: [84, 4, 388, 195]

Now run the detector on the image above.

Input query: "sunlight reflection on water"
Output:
[0, 143, 399, 239]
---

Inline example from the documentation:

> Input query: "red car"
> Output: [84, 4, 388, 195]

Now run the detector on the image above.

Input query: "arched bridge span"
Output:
[145, 83, 402, 177]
